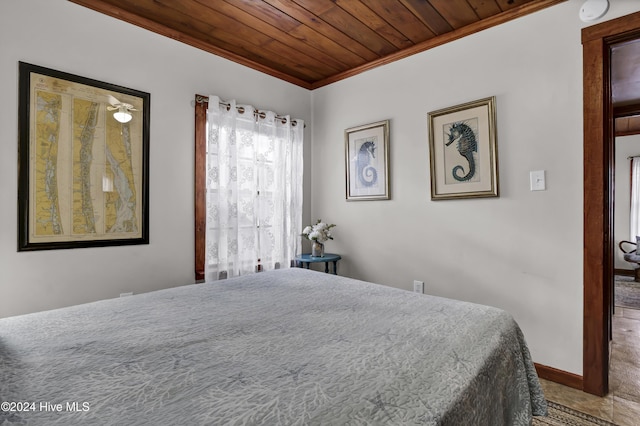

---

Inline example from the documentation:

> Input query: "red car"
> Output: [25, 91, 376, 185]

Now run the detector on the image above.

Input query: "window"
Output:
[194, 95, 303, 281]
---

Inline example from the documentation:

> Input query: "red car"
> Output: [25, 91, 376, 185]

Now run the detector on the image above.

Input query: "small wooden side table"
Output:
[295, 253, 342, 275]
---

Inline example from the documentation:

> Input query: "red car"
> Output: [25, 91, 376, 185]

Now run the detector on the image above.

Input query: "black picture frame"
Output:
[18, 62, 150, 251]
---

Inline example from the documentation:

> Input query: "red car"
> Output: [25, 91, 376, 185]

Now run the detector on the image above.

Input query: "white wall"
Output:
[614, 135, 640, 270]
[311, 0, 640, 376]
[0, 0, 311, 318]
[4, 0, 640, 378]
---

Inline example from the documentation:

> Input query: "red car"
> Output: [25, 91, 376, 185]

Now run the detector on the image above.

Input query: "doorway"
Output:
[583, 11, 640, 396]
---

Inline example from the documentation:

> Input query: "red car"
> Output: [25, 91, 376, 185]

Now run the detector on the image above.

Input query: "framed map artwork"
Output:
[17, 62, 150, 251]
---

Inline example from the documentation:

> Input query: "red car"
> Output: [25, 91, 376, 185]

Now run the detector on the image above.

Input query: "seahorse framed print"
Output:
[427, 96, 499, 200]
[17, 62, 150, 251]
[345, 120, 390, 201]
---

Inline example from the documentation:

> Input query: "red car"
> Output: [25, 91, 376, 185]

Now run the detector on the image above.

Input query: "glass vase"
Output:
[311, 241, 324, 257]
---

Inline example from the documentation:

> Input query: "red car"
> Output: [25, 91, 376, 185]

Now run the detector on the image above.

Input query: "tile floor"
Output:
[539, 306, 640, 425]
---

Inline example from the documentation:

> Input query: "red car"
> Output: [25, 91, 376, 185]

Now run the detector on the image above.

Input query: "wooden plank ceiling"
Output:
[612, 39, 640, 136]
[69, 0, 565, 89]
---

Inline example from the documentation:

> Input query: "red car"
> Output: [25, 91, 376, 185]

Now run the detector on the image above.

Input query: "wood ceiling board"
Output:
[288, 0, 333, 15]
[495, 0, 531, 11]
[197, 0, 351, 72]
[399, 0, 454, 35]
[222, 0, 369, 67]
[467, 0, 503, 19]
[220, 0, 301, 33]
[315, 4, 399, 56]
[614, 104, 640, 118]
[359, 0, 435, 44]
[68, 0, 567, 89]
[286, 26, 370, 69]
[129, 0, 339, 81]
[258, 40, 339, 81]
[98, 0, 283, 69]
[135, 0, 276, 56]
[67, 0, 313, 88]
[310, 0, 567, 89]
[611, 39, 640, 107]
[612, 83, 640, 107]
[429, 0, 482, 29]
[262, 0, 379, 61]
[630, 116, 640, 134]
[616, 117, 630, 135]
[334, 0, 417, 49]
[615, 115, 640, 137]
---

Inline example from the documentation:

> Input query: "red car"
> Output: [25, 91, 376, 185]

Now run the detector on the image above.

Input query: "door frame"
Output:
[583, 11, 640, 396]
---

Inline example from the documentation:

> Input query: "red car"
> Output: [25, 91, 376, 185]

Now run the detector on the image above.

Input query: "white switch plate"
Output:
[530, 170, 546, 191]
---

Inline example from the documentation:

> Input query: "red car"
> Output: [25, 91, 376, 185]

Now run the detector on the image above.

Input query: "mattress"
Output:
[0, 268, 546, 425]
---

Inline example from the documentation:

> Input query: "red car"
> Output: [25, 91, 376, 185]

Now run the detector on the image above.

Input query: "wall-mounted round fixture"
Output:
[579, 0, 609, 22]
[113, 106, 133, 123]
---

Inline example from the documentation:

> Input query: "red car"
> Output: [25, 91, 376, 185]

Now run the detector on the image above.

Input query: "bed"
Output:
[0, 268, 546, 425]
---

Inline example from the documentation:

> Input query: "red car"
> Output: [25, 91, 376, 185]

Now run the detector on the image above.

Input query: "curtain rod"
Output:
[194, 95, 303, 127]
[628, 155, 640, 159]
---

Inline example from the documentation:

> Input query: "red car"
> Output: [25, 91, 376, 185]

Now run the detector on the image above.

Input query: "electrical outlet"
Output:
[119, 292, 133, 297]
[413, 280, 424, 294]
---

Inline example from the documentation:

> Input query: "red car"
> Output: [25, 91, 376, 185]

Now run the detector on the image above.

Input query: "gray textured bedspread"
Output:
[0, 268, 546, 425]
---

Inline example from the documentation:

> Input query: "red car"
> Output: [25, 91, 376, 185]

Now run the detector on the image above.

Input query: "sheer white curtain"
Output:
[205, 96, 303, 281]
[631, 157, 640, 240]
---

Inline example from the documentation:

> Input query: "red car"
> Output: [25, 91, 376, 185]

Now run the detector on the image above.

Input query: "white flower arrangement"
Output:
[301, 219, 336, 243]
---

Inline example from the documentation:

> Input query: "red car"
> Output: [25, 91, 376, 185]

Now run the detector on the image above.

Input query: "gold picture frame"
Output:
[18, 62, 150, 251]
[428, 96, 499, 200]
[345, 120, 390, 201]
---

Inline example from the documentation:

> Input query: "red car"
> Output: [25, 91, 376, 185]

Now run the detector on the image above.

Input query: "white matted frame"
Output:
[345, 120, 390, 201]
[428, 96, 499, 200]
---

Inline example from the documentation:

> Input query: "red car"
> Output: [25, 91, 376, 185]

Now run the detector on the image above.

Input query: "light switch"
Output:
[530, 170, 546, 191]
